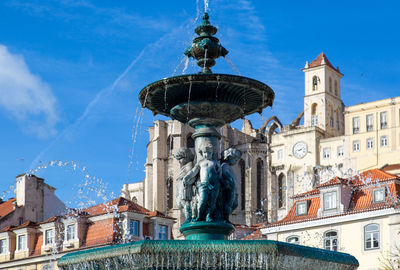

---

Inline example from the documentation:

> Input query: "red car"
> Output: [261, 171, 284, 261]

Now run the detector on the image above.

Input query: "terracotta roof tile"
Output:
[84, 219, 116, 247]
[83, 197, 149, 216]
[308, 52, 339, 72]
[292, 189, 320, 199]
[14, 220, 38, 230]
[0, 198, 16, 220]
[264, 169, 400, 229]
[382, 163, 400, 171]
[147, 210, 175, 220]
[242, 229, 266, 240]
[31, 232, 42, 256]
[0, 225, 16, 232]
[40, 215, 62, 224]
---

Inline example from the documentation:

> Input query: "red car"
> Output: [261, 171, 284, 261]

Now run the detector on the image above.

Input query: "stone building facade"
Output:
[0, 174, 66, 230]
[122, 52, 400, 238]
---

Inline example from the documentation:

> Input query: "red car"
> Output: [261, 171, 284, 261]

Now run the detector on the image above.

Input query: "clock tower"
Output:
[303, 53, 344, 137]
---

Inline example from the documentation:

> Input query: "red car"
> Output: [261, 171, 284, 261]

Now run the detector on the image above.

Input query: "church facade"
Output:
[121, 53, 400, 238]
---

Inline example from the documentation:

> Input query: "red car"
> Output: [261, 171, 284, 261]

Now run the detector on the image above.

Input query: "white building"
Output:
[260, 168, 400, 270]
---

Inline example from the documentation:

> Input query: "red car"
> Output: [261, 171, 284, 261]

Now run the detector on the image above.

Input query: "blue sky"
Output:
[0, 0, 399, 208]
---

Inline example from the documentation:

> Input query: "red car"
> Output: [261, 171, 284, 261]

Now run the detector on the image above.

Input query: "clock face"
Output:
[293, 142, 308, 159]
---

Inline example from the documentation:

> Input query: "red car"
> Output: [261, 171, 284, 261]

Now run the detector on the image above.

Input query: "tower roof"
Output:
[308, 52, 341, 73]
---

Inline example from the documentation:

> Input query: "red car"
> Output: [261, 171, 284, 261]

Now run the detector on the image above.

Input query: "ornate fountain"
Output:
[58, 13, 359, 269]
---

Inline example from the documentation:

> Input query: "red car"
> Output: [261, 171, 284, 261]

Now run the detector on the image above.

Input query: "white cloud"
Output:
[0, 44, 59, 137]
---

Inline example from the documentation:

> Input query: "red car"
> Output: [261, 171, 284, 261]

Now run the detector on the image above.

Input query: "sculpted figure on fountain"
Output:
[174, 148, 195, 224]
[220, 148, 241, 222]
[183, 141, 221, 222]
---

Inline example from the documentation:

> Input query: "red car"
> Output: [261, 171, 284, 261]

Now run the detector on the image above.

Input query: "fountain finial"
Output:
[185, 13, 228, 74]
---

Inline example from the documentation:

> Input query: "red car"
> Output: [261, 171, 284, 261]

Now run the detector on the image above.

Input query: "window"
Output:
[364, 224, 380, 250]
[277, 149, 283, 160]
[373, 188, 385, 203]
[256, 159, 263, 209]
[167, 177, 173, 210]
[323, 191, 337, 210]
[158, 225, 168, 240]
[380, 111, 387, 129]
[17, 235, 26, 251]
[286, 236, 299, 244]
[296, 201, 307, 216]
[240, 159, 246, 210]
[334, 80, 338, 96]
[323, 148, 331, 159]
[324, 231, 338, 251]
[336, 110, 340, 130]
[66, 224, 76, 241]
[329, 107, 334, 127]
[0, 239, 6, 254]
[353, 141, 360, 152]
[312, 76, 319, 91]
[278, 174, 286, 208]
[352, 117, 360, 134]
[129, 220, 139, 236]
[329, 77, 332, 92]
[366, 138, 374, 150]
[311, 103, 318, 126]
[45, 229, 54, 245]
[380, 136, 388, 147]
[166, 136, 173, 157]
[337, 146, 344, 157]
[366, 114, 373, 131]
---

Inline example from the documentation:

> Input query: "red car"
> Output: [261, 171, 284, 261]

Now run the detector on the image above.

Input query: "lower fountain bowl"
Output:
[58, 240, 359, 270]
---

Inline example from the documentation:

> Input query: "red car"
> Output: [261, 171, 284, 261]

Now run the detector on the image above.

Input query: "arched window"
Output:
[334, 80, 338, 96]
[167, 177, 173, 210]
[239, 159, 246, 210]
[324, 230, 338, 251]
[286, 235, 299, 244]
[311, 103, 318, 126]
[329, 105, 334, 127]
[278, 173, 286, 208]
[167, 136, 173, 157]
[364, 224, 380, 250]
[336, 109, 340, 130]
[256, 159, 263, 209]
[329, 77, 332, 92]
[312, 76, 319, 91]
[186, 134, 195, 148]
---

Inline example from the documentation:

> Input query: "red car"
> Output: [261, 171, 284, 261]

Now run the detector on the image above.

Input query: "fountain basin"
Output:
[58, 240, 359, 269]
[139, 73, 274, 127]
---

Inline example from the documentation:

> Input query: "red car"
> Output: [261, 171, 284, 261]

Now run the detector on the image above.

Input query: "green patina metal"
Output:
[184, 13, 228, 74]
[180, 221, 235, 240]
[138, 73, 274, 128]
[58, 240, 359, 269]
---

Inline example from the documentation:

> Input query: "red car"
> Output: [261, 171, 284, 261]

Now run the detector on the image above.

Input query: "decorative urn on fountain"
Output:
[58, 13, 359, 270]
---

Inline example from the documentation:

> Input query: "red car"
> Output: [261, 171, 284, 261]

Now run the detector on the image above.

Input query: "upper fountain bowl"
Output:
[139, 73, 274, 127]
